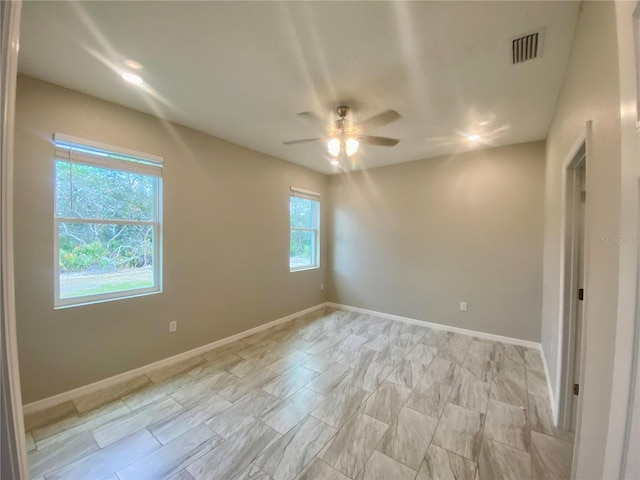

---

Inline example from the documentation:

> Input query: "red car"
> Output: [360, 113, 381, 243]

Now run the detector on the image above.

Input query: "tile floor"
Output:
[24, 308, 574, 480]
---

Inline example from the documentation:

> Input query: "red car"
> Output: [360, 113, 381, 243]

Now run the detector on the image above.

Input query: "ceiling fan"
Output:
[283, 105, 400, 163]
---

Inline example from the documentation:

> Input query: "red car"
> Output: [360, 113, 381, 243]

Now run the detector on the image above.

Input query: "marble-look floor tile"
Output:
[322, 334, 369, 359]
[311, 381, 370, 428]
[266, 351, 315, 375]
[262, 387, 326, 434]
[46, 428, 161, 480]
[231, 357, 281, 378]
[206, 389, 280, 438]
[363, 381, 412, 424]
[171, 370, 239, 408]
[416, 444, 477, 480]
[405, 344, 438, 367]
[231, 464, 273, 480]
[386, 359, 429, 389]
[262, 365, 318, 399]
[322, 413, 388, 478]
[306, 363, 353, 396]
[422, 329, 448, 348]
[423, 357, 461, 386]
[526, 369, 549, 396]
[362, 335, 391, 352]
[351, 360, 394, 393]
[117, 425, 222, 480]
[187, 420, 279, 480]
[24, 401, 78, 432]
[91, 397, 183, 448]
[528, 393, 554, 436]
[483, 400, 529, 452]
[377, 406, 438, 470]
[449, 371, 490, 413]
[462, 341, 495, 383]
[187, 353, 244, 380]
[374, 345, 410, 367]
[302, 354, 335, 374]
[477, 437, 531, 480]
[146, 356, 206, 383]
[531, 430, 573, 480]
[73, 375, 151, 413]
[406, 379, 451, 418]
[32, 400, 130, 449]
[168, 469, 196, 480]
[490, 373, 528, 408]
[121, 372, 196, 410]
[358, 450, 416, 480]
[27, 430, 99, 478]
[237, 339, 284, 361]
[524, 348, 545, 373]
[148, 394, 232, 444]
[293, 458, 350, 480]
[338, 347, 378, 370]
[432, 403, 485, 461]
[218, 367, 280, 402]
[255, 416, 337, 480]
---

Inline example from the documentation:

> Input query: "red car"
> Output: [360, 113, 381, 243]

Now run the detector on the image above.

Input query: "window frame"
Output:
[53, 134, 163, 308]
[289, 187, 320, 272]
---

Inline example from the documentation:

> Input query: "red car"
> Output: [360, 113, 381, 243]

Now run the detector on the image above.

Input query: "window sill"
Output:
[290, 266, 320, 273]
[54, 288, 161, 309]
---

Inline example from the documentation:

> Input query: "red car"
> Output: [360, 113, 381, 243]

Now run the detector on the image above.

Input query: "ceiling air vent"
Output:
[512, 30, 543, 64]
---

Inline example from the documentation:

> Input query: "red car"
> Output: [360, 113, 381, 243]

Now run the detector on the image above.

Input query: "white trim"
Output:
[326, 302, 542, 349]
[555, 125, 589, 430]
[290, 186, 320, 198]
[541, 342, 559, 423]
[53, 133, 163, 165]
[23, 302, 328, 416]
[1, 0, 28, 477]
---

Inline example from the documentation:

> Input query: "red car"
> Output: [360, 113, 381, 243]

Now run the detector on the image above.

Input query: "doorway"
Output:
[560, 143, 586, 432]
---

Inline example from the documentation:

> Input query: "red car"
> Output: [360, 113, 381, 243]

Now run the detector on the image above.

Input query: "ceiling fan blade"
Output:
[297, 111, 325, 127]
[355, 110, 400, 131]
[283, 138, 323, 145]
[358, 135, 400, 146]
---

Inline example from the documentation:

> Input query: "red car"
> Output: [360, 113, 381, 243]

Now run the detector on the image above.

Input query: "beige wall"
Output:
[542, 1, 622, 477]
[328, 142, 545, 342]
[14, 75, 328, 403]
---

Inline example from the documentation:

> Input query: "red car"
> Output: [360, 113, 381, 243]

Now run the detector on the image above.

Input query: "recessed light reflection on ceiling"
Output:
[121, 72, 143, 85]
[466, 134, 481, 142]
[330, 159, 340, 166]
[124, 59, 143, 70]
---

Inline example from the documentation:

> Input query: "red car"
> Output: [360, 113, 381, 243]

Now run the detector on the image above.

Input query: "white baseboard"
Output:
[23, 303, 329, 416]
[327, 302, 542, 349]
[540, 345, 559, 425]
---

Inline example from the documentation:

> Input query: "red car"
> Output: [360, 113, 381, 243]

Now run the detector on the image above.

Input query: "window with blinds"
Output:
[53, 133, 163, 307]
[290, 187, 320, 271]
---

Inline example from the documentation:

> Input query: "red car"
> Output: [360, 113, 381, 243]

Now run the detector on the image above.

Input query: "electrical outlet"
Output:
[321, 283, 324, 291]
[169, 320, 177, 333]
[460, 302, 468, 312]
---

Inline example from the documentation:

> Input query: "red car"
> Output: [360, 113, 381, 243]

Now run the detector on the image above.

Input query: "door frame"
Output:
[0, 0, 27, 478]
[557, 133, 590, 433]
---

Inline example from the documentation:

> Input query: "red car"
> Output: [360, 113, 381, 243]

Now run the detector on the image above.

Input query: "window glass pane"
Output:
[55, 160, 155, 221]
[58, 222, 154, 299]
[290, 229, 314, 269]
[290, 196, 316, 228]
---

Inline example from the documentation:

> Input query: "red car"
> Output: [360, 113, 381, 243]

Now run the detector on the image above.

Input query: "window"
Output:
[290, 187, 320, 271]
[53, 134, 163, 307]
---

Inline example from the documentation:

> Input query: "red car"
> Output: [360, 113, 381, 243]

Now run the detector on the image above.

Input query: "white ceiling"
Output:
[18, 1, 579, 174]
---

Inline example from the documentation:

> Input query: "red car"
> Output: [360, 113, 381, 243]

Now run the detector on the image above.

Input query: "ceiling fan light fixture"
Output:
[327, 138, 341, 157]
[345, 137, 359, 157]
